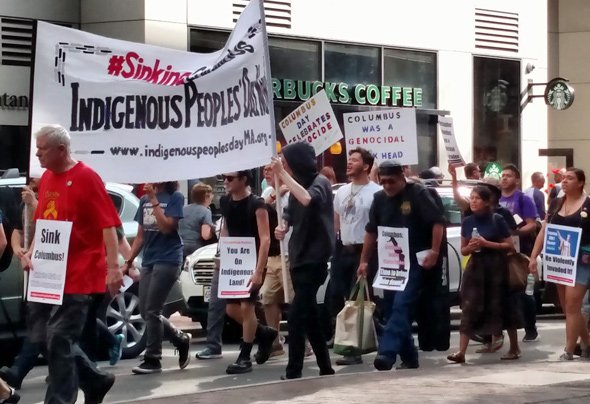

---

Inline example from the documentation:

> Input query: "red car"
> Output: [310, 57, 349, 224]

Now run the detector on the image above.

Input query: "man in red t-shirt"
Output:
[20, 124, 123, 404]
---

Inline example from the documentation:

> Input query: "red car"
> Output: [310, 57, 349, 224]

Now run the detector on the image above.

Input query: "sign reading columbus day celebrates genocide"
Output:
[279, 89, 343, 156]
[30, 0, 273, 183]
[343, 109, 418, 164]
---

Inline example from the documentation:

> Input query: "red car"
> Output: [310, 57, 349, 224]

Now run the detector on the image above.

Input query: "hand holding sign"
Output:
[107, 266, 124, 296]
[19, 251, 33, 272]
[248, 271, 263, 292]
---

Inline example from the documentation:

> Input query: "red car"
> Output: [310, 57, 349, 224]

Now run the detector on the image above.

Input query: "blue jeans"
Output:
[521, 292, 537, 335]
[378, 266, 423, 364]
[205, 268, 226, 352]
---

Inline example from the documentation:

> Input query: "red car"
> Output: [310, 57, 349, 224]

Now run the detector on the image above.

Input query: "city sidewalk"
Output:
[132, 359, 590, 404]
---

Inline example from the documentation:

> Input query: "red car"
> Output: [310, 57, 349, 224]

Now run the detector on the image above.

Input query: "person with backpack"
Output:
[499, 164, 540, 342]
[218, 170, 278, 374]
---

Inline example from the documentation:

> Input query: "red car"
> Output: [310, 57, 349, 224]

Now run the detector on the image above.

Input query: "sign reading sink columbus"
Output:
[30, 0, 273, 183]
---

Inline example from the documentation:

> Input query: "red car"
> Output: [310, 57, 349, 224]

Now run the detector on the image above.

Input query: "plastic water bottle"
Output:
[525, 274, 535, 296]
[472, 227, 481, 253]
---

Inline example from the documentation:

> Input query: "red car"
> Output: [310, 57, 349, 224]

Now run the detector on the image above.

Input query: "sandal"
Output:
[475, 344, 493, 354]
[446, 352, 466, 363]
[500, 351, 521, 360]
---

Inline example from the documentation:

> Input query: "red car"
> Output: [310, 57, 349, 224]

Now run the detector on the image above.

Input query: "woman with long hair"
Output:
[529, 168, 590, 360]
[124, 182, 192, 374]
[447, 185, 520, 363]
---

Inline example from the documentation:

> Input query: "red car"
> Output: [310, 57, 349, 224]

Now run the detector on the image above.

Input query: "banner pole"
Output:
[257, 0, 289, 303]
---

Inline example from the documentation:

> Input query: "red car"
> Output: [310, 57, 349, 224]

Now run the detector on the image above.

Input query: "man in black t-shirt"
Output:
[219, 169, 277, 375]
[357, 161, 446, 371]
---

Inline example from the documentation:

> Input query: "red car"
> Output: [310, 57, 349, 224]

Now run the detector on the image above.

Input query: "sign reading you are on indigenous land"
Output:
[343, 109, 418, 165]
[279, 90, 343, 156]
[30, 0, 273, 183]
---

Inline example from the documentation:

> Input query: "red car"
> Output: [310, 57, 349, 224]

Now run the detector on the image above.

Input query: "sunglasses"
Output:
[222, 175, 238, 182]
[379, 178, 398, 185]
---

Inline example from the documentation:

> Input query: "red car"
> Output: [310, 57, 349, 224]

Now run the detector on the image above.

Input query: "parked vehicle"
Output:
[0, 176, 183, 364]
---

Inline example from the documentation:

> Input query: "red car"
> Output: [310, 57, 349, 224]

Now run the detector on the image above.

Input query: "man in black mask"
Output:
[271, 142, 335, 380]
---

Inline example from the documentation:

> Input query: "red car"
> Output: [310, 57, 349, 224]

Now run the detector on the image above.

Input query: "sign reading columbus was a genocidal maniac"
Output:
[343, 109, 418, 164]
[29, 0, 273, 183]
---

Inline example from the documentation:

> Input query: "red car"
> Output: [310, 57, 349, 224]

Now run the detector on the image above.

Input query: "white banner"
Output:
[373, 226, 411, 291]
[279, 90, 343, 156]
[543, 223, 581, 286]
[343, 109, 417, 165]
[27, 220, 73, 305]
[30, 0, 273, 183]
[438, 116, 465, 166]
[218, 237, 257, 299]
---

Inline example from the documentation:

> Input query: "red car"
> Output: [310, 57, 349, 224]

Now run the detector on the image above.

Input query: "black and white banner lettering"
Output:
[30, 0, 273, 182]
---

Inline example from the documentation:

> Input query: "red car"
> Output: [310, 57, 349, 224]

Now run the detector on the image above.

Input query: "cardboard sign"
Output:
[343, 109, 418, 164]
[438, 117, 465, 166]
[279, 90, 343, 156]
[543, 223, 581, 286]
[27, 219, 73, 305]
[218, 237, 257, 298]
[30, 0, 273, 183]
[373, 226, 411, 291]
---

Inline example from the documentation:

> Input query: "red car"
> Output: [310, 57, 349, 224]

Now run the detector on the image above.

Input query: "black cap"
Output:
[379, 161, 404, 176]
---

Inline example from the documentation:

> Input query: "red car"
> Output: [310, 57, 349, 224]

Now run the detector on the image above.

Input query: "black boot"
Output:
[254, 325, 278, 365]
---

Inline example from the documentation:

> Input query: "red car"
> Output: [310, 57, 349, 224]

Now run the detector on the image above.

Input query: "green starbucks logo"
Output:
[545, 78, 575, 111]
[484, 162, 502, 180]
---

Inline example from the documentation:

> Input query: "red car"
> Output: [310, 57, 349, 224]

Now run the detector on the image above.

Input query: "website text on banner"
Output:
[343, 109, 418, 165]
[279, 89, 343, 156]
[29, 0, 273, 183]
[438, 116, 465, 166]
[373, 226, 410, 291]
[218, 237, 257, 299]
[543, 223, 581, 286]
[27, 219, 73, 305]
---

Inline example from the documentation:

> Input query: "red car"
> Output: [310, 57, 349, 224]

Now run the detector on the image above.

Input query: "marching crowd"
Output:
[1, 124, 590, 404]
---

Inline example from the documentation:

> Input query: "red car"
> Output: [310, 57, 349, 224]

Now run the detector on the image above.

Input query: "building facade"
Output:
[0, 0, 548, 183]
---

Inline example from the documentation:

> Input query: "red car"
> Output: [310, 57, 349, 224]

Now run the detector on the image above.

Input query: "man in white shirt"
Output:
[332, 147, 381, 365]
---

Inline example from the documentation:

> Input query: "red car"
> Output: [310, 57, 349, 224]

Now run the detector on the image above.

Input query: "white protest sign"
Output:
[543, 223, 582, 286]
[279, 90, 343, 156]
[373, 226, 411, 291]
[438, 116, 465, 166]
[27, 220, 73, 305]
[343, 109, 417, 164]
[218, 237, 257, 299]
[30, 0, 273, 183]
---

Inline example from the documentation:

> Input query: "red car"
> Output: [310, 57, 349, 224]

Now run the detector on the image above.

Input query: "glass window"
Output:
[324, 43, 380, 86]
[108, 192, 123, 215]
[473, 57, 520, 169]
[268, 37, 321, 81]
[0, 125, 29, 173]
[189, 30, 229, 53]
[383, 48, 437, 109]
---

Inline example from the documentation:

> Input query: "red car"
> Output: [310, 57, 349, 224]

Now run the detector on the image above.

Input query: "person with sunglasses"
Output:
[218, 170, 278, 374]
[357, 161, 445, 371]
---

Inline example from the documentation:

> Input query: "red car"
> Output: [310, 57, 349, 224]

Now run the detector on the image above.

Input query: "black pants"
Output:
[28, 295, 109, 404]
[286, 263, 332, 378]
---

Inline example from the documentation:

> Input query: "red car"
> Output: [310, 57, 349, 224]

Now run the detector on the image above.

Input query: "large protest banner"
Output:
[343, 109, 418, 164]
[29, 0, 273, 183]
[279, 90, 343, 156]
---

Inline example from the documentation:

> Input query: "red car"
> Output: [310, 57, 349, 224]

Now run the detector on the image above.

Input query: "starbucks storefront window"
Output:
[0, 125, 29, 173]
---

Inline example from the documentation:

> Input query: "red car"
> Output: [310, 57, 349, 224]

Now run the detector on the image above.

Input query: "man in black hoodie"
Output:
[271, 142, 335, 380]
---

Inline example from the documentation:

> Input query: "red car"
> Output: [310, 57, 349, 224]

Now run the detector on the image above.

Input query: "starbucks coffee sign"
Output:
[544, 78, 574, 111]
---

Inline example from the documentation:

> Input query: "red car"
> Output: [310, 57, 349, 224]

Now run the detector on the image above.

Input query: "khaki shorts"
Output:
[260, 255, 294, 305]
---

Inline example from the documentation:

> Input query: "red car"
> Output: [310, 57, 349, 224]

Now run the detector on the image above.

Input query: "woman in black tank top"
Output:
[529, 168, 590, 361]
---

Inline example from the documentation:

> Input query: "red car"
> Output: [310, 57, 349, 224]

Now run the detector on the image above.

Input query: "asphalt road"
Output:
[11, 313, 587, 404]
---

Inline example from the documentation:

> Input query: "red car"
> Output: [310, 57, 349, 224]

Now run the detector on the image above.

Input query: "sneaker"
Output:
[0, 367, 22, 390]
[580, 346, 590, 360]
[84, 372, 115, 404]
[226, 357, 252, 374]
[522, 331, 539, 343]
[558, 351, 574, 361]
[335, 355, 363, 366]
[270, 342, 285, 358]
[175, 332, 192, 369]
[255, 326, 278, 365]
[195, 347, 222, 360]
[396, 361, 419, 370]
[132, 359, 162, 374]
[109, 334, 124, 366]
